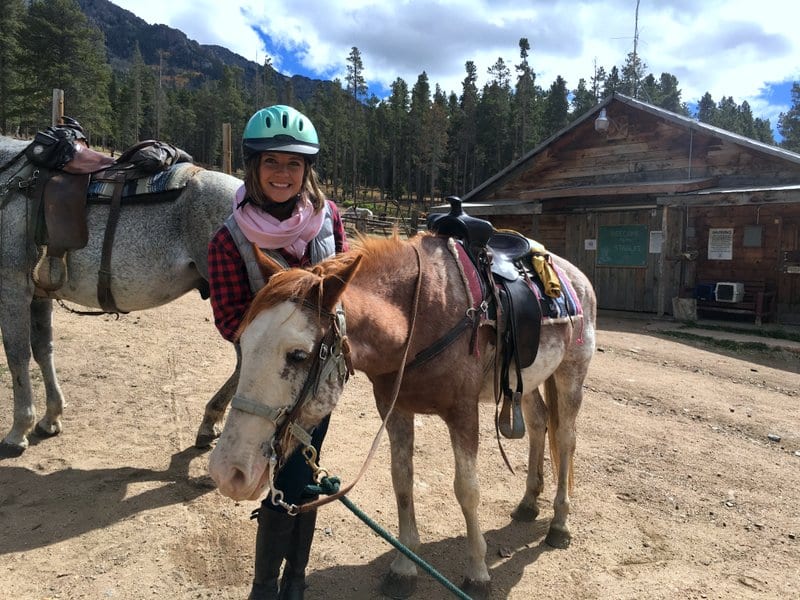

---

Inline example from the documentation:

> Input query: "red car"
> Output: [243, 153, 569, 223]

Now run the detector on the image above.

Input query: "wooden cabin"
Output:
[443, 93, 800, 325]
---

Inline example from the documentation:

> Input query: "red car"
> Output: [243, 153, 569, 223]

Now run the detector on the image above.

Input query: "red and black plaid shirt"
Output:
[208, 199, 349, 342]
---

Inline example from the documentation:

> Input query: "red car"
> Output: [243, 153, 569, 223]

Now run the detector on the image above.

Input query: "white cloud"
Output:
[108, 0, 800, 124]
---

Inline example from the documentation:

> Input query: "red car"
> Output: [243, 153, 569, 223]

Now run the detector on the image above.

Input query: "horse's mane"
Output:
[237, 233, 410, 337]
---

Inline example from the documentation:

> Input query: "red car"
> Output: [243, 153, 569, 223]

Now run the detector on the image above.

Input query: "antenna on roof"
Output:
[631, 0, 640, 98]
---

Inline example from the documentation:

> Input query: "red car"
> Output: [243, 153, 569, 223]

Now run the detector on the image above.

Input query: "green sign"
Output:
[597, 225, 648, 267]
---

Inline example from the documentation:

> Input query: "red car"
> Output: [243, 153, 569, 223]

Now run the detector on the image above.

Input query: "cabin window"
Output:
[743, 225, 762, 248]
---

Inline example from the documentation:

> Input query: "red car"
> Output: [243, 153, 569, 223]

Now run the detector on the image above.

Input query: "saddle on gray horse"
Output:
[23, 120, 195, 312]
[427, 196, 569, 440]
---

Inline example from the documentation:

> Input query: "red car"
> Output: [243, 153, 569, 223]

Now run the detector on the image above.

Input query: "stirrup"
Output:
[32, 250, 67, 292]
[498, 391, 526, 439]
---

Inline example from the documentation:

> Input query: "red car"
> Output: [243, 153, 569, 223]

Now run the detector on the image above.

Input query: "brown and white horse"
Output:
[208, 232, 596, 599]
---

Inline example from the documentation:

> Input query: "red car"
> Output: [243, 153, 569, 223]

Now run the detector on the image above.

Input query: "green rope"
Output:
[306, 476, 473, 600]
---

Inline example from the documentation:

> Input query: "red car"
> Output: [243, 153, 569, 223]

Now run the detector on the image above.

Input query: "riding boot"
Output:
[249, 509, 296, 600]
[278, 508, 318, 600]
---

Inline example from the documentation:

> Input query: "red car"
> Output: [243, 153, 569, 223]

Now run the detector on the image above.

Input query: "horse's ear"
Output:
[320, 255, 362, 312]
[252, 243, 285, 279]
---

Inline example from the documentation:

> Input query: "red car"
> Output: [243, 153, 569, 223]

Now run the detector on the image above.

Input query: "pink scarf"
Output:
[232, 185, 325, 260]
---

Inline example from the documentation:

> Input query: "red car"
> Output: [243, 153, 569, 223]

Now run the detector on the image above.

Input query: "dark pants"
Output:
[261, 414, 330, 513]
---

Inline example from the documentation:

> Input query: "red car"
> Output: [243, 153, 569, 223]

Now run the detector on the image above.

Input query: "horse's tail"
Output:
[544, 375, 574, 493]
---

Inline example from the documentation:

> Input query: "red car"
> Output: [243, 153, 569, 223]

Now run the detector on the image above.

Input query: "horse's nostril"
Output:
[230, 467, 248, 490]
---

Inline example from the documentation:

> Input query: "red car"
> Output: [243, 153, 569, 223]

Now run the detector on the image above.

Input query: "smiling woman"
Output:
[205, 104, 349, 600]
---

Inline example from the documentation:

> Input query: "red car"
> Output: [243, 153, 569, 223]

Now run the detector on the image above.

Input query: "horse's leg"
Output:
[30, 297, 65, 437]
[380, 409, 420, 599]
[543, 372, 584, 549]
[0, 292, 35, 455]
[447, 409, 490, 600]
[511, 386, 548, 522]
[194, 350, 239, 448]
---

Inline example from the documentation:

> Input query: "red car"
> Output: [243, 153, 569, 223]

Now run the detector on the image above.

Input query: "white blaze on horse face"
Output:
[208, 301, 318, 501]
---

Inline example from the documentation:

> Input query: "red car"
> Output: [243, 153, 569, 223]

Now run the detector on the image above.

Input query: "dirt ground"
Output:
[1, 293, 798, 600]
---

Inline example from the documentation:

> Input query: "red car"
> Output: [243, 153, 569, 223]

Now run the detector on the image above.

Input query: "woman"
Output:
[207, 105, 349, 600]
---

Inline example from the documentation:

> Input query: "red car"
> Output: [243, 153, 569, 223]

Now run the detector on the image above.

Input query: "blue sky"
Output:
[108, 0, 799, 138]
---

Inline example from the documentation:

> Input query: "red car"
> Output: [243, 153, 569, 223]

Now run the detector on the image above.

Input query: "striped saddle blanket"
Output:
[87, 162, 201, 202]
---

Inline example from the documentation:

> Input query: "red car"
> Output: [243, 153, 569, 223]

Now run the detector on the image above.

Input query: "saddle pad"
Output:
[451, 237, 582, 324]
[87, 162, 201, 201]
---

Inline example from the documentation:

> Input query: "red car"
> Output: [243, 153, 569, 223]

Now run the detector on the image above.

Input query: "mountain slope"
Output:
[75, 0, 328, 101]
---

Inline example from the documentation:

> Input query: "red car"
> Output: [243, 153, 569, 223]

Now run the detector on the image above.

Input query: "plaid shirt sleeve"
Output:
[208, 225, 253, 342]
[327, 200, 350, 253]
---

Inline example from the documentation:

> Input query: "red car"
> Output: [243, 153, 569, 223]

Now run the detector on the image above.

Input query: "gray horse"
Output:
[0, 135, 239, 456]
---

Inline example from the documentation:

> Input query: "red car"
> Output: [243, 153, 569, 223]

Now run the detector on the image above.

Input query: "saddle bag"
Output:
[24, 126, 81, 170]
[115, 140, 193, 174]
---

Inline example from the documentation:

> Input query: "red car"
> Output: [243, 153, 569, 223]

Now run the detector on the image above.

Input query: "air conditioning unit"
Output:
[714, 282, 745, 303]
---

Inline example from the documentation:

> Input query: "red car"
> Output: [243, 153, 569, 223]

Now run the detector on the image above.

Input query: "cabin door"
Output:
[778, 218, 800, 323]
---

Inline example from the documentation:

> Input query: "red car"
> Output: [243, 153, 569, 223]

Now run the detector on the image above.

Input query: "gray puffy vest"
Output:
[225, 201, 335, 293]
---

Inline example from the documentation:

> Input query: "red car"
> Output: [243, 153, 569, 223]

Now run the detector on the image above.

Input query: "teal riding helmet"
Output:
[242, 105, 320, 162]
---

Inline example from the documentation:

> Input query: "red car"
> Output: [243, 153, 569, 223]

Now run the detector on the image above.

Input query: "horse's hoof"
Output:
[0, 441, 26, 459]
[511, 503, 539, 522]
[461, 577, 491, 600]
[545, 525, 571, 549]
[194, 433, 218, 448]
[34, 422, 61, 438]
[380, 571, 417, 599]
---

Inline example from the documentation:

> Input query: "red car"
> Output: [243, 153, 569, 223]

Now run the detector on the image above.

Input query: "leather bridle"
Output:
[231, 244, 424, 515]
[230, 302, 353, 511]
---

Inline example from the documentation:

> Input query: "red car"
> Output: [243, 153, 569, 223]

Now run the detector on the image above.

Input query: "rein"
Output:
[297, 242, 423, 513]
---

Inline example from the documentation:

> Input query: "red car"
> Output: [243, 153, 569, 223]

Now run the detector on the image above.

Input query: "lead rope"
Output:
[296, 242, 424, 514]
[305, 475, 474, 600]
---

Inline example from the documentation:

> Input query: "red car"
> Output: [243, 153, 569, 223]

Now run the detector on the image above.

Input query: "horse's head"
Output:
[208, 248, 362, 504]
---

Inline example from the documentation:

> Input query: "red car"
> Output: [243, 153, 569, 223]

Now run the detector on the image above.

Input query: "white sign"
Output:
[585, 239, 597, 250]
[708, 228, 733, 260]
[649, 230, 663, 253]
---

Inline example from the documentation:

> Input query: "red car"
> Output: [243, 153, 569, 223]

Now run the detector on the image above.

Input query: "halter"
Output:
[230, 302, 353, 512]
[233, 244, 424, 515]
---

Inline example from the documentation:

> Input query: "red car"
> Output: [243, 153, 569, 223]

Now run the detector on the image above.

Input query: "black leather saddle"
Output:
[426, 196, 544, 440]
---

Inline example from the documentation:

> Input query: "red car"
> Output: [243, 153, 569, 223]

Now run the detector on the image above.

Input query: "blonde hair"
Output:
[243, 155, 325, 211]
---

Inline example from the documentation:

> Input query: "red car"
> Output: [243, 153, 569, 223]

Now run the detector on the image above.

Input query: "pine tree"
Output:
[386, 77, 410, 202]
[571, 78, 596, 119]
[18, 0, 111, 138]
[217, 65, 247, 167]
[345, 47, 367, 203]
[696, 92, 717, 124]
[716, 96, 741, 133]
[455, 61, 479, 193]
[620, 51, 646, 99]
[477, 57, 512, 175]
[603, 66, 622, 97]
[0, 0, 25, 134]
[656, 73, 685, 114]
[115, 43, 146, 147]
[513, 38, 537, 157]
[541, 76, 570, 139]
[778, 82, 800, 152]
[409, 71, 432, 202]
[426, 85, 449, 203]
[753, 118, 775, 145]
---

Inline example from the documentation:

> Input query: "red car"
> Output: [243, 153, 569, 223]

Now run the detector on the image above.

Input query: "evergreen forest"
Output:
[2, 0, 800, 208]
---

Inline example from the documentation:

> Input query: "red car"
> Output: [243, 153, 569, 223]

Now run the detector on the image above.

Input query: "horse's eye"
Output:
[287, 349, 309, 364]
